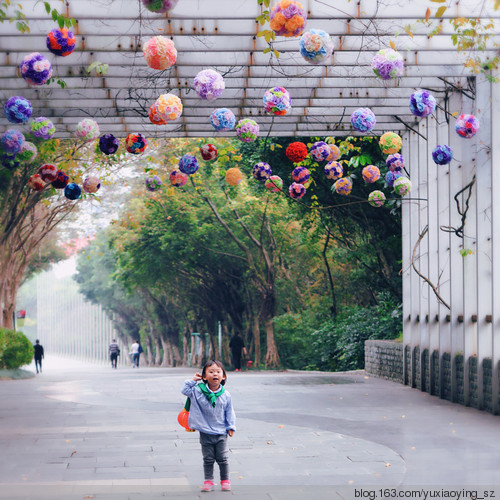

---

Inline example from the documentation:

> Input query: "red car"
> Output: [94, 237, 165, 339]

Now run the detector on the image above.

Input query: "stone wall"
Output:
[364, 340, 500, 414]
[364, 340, 403, 384]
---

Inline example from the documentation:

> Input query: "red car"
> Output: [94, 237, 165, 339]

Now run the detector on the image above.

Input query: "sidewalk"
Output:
[1, 356, 499, 499]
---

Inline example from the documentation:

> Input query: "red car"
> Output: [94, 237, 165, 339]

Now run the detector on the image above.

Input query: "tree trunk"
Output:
[264, 316, 280, 368]
[252, 314, 261, 366]
[154, 335, 163, 365]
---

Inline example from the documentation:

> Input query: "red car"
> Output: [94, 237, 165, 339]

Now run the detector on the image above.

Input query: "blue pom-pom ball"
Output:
[385, 171, 402, 187]
[64, 182, 82, 200]
[1, 129, 24, 154]
[432, 144, 453, 165]
[179, 154, 199, 175]
[409, 90, 436, 118]
[4, 96, 32, 123]
[350, 108, 376, 133]
[210, 108, 236, 131]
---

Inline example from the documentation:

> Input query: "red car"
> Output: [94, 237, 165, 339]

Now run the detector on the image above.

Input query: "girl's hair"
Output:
[201, 360, 227, 386]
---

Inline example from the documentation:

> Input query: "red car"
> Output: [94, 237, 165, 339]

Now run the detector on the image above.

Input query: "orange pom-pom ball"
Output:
[225, 167, 244, 186]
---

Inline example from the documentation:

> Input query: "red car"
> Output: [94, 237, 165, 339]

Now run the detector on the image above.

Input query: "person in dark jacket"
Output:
[109, 339, 120, 369]
[229, 333, 247, 371]
[33, 339, 44, 374]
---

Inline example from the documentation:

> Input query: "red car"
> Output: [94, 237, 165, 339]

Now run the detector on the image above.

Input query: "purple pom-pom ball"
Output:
[1, 129, 24, 154]
[292, 166, 310, 184]
[350, 108, 376, 132]
[371, 48, 404, 80]
[252, 162, 272, 182]
[145, 175, 163, 191]
[386, 153, 405, 172]
[179, 154, 199, 175]
[4, 96, 32, 123]
[289, 182, 306, 199]
[310, 141, 331, 162]
[20, 52, 53, 86]
[409, 90, 436, 117]
[194, 69, 225, 101]
[432, 145, 453, 165]
[99, 134, 119, 155]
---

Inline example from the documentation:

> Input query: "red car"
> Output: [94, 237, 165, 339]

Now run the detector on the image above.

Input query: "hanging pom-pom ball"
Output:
[334, 178, 353, 196]
[20, 53, 53, 86]
[179, 154, 199, 175]
[145, 175, 163, 191]
[362, 165, 381, 183]
[409, 90, 436, 117]
[263, 87, 292, 116]
[27, 174, 46, 191]
[126, 133, 147, 154]
[17, 141, 37, 163]
[386, 153, 404, 172]
[83, 176, 101, 193]
[455, 114, 479, 138]
[64, 183, 82, 200]
[286, 141, 308, 163]
[310, 141, 331, 162]
[51, 170, 69, 189]
[350, 108, 376, 133]
[225, 167, 244, 186]
[200, 143, 218, 161]
[299, 29, 333, 64]
[4, 96, 32, 123]
[154, 93, 183, 122]
[326, 144, 341, 162]
[142, 0, 179, 13]
[1, 129, 24, 154]
[292, 166, 310, 184]
[368, 190, 386, 207]
[99, 134, 119, 155]
[289, 182, 306, 199]
[210, 108, 236, 131]
[265, 175, 283, 192]
[194, 69, 225, 101]
[269, 0, 307, 38]
[76, 119, 100, 142]
[379, 132, 402, 155]
[30, 117, 55, 140]
[393, 177, 412, 196]
[143, 36, 177, 70]
[385, 170, 402, 187]
[371, 48, 404, 80]
[37, 163, 58, 183]
[432, 144, 453, 165]
[169, 170, 188, 187]
[324, 161, 343, 180]
[235, 119, 260, 142]
[46, 28, 76, 57]
[252, 162, 272, 182]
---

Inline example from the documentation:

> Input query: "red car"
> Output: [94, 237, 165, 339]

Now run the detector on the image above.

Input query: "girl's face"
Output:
[203, 363, 225, 387]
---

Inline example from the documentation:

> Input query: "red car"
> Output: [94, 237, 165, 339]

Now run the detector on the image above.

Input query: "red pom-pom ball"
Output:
[200, 143, 218, 161]
[286, 142, 308, 163]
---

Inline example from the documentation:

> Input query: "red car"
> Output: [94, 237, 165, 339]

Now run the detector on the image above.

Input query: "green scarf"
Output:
[197, 382, 225, 407]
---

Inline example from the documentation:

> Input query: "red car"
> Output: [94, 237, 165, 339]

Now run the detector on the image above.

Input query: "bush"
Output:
[0, 328, 33, 369]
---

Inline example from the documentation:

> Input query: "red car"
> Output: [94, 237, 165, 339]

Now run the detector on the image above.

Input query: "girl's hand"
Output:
[227, 430, 234, 437]
[193, 372, 202, 381]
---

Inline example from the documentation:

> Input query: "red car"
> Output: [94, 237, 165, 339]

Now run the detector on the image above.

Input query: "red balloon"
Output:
[177, 409, 192, 430]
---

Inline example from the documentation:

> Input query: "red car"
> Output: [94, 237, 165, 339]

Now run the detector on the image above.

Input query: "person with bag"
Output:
[181, 360, 236, 492]
[130, 339, 143, 368]
[108, 339, 120, 369]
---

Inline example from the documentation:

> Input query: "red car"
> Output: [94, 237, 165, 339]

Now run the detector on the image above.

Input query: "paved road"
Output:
[0, 356, 499, 499]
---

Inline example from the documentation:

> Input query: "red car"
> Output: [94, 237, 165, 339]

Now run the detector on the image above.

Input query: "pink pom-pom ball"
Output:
[170, 170, 188, 187]
[289, 182, 306, 199]
[265, 175, 283, 192]
[76, 119, 100, 142]
[292, 166, 310, 184]
[143, 36, 177, 70]
[20, 53, 53, 86]
[27, 174, 46, 191]
[455, 114, 479, 138]
[83, 176, 101, 193]
[194, 69, 225, 101]
[368, 190, 386, 208]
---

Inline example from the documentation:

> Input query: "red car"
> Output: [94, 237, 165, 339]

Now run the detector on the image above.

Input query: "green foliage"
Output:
[0, 328, 33, 369]
[43, 1, 77, 29]
[0, 0, 29, 33]
[275, 293, 402, 372]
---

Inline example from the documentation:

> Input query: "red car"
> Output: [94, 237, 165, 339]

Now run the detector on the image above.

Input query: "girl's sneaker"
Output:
[202, 480, 214, 492]
[221, 480, 231, 491]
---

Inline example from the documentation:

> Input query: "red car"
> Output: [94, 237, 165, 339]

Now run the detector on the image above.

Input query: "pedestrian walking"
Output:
[33, 339, 44, 374]
[130, 339, 143, 368]
[181, 360, 236, 492]
[108, 339, 120, 369]
[229, 332, 247, 371]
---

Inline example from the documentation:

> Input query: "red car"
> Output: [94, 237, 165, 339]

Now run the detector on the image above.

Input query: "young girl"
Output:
[181, 360, 236, 492]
